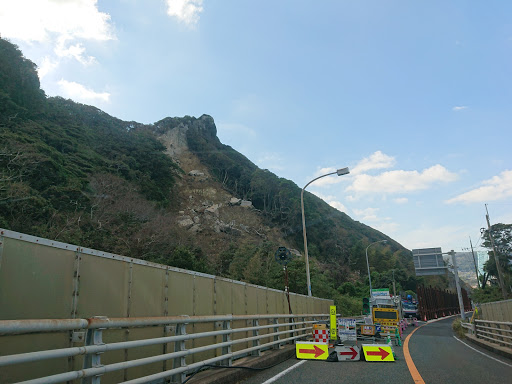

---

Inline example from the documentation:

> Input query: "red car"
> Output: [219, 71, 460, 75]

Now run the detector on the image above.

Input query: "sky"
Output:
[1, 0, 511, 256]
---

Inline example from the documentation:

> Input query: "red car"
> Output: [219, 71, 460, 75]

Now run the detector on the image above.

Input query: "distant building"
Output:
[477, 251, 489, 274]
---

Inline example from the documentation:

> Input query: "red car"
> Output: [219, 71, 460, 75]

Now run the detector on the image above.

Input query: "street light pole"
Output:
[301, 167, 349, 296]
[449, 250, 466, 321]
[365, 240, 387, 301]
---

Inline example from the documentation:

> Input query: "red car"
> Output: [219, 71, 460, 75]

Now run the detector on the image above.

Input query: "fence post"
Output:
[82, 317, 107, 384]
[173, 323, 188, 384]
[251, 319, 261, 357]
[273, 318, 280, 350]
[222, 319, 233, 366]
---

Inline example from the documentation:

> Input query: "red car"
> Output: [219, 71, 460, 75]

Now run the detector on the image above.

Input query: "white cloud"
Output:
[401, 225, 466, 251]
[0, 0, 115, 76]
[38, 56, 59, 79]
[347, 164, 458, 194]
[372, 222, 399, 234]
[445, 170, 512, 204]
[166, 0, 203, 26]
[308, 166, 351, 187]
[393, 197, 408, 204]
[352, 207, 397, 233]
[329, 201, 347, 213]
[310, 191, 347, 213]
[351, 151, 395, 175]
[256, 154, 285, 172]
[452, 106, 468, 111]
[57, 79, 110, 103]
[0, 1, 115, 43]
[354, 207, 380, 221]
[54, 38, 96, 66]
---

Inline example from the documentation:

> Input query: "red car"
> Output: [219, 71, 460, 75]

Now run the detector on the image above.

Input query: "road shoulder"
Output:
[464, 334, 512, 361]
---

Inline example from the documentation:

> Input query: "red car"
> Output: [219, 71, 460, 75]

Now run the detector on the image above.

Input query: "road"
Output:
[239, 316, 512, 384]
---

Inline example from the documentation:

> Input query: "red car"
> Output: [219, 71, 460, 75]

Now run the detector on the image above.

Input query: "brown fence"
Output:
[416, 285, 472, 321]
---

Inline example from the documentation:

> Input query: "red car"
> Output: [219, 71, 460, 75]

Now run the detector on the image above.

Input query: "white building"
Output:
[477, 251, 489, 274]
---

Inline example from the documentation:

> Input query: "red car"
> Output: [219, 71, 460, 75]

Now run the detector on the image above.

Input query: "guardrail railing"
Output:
[0, 314, 327, 384]
[474, 319, 512, 349]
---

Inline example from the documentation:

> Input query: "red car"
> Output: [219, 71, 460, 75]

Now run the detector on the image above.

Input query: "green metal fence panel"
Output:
[215, 278, 233, 315]
[0, 229, 335, 382]
[166, 270, 191, 316]
[130, 263, 167, 317]
[0, 237, 75, 320]
[78, 254, 129, 318]
[0, 333, 70, 383]
[192, 275, 216, 363]
[245, 285, 259, 315]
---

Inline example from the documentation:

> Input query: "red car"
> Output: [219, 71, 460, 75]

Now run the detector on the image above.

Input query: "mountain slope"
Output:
[0, 37, 424, 312]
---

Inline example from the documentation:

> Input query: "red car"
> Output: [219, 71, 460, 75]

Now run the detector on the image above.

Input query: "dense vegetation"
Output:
[471, 223, 512, 302]
[0, 38, 179, 247]
[0, 37, 436, 313]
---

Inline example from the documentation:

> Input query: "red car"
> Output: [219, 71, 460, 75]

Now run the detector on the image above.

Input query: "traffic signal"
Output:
[362, 298, 370, 315]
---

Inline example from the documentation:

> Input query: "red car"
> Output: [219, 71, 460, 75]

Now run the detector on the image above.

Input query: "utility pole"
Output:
[450, 250, 466, 320]
[392, 269, 397, 297]
[485, 205, 508, 300]
[469, 237, 480, 289]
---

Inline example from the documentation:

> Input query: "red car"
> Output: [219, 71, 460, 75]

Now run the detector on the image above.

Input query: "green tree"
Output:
[481, 223, 512, 296]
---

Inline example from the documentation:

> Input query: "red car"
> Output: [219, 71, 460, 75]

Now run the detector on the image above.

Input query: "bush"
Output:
[452, 319, 466, 339]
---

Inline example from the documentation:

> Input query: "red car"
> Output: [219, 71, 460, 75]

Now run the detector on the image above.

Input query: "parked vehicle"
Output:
[402, 301, 418, 318]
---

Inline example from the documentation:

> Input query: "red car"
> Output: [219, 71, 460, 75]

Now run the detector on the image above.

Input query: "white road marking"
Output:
[453, 336, 512, 368]
[260, 360, 306, 384]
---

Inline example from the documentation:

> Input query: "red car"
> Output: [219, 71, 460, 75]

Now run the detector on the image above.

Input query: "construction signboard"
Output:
[295, 341, 328, 360]
[335, 345, 360, 361]
[338, 318, 357, 342]
[372, 307, 399, 326]
[361, 324, 376, 336]
[362, 344, 395, 362]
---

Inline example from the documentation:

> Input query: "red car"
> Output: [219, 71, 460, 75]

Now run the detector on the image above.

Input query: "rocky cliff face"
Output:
[150, 116, 288, 258]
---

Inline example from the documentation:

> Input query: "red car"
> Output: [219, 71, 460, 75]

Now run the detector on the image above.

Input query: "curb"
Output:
[465, 334, 512, 361]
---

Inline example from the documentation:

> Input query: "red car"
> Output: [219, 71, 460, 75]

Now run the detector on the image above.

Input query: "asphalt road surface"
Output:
[239, 316, 512, 384]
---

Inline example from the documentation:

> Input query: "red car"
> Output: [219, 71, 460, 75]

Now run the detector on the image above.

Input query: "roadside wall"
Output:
[0, 228, 332, 320]
[0, 228, 333, 383]
[479, 299, 512, 322]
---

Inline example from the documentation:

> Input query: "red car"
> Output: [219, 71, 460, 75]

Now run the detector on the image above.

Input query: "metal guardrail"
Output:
[0, 313, 328, 384]
[474, 319, 512, 348]
[460, 322, 473, 332]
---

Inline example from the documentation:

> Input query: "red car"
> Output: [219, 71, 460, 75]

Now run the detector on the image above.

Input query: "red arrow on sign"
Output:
[339, 347, 358, 360]
[366, 347, 390, 360]
[298, 345, 325, 358]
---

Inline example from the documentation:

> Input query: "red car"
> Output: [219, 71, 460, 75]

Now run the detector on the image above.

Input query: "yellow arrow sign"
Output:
[295, 342, 328, 360]
[362, 344, 394, 362]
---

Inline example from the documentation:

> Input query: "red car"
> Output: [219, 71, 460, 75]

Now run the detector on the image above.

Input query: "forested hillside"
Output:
[0, 37, 433, 313]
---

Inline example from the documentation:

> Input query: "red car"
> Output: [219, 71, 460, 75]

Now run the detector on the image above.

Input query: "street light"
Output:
[444, 250, 466, 320]
[301, 167, 350, 297]
[365, 240, 387, 300]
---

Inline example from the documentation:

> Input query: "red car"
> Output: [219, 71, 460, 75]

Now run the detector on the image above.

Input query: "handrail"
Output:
[0, 314, 325, 335]
[470, 319, 512, 349]
[475, 319, 512, 326]
[0, 313, 328, 383]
